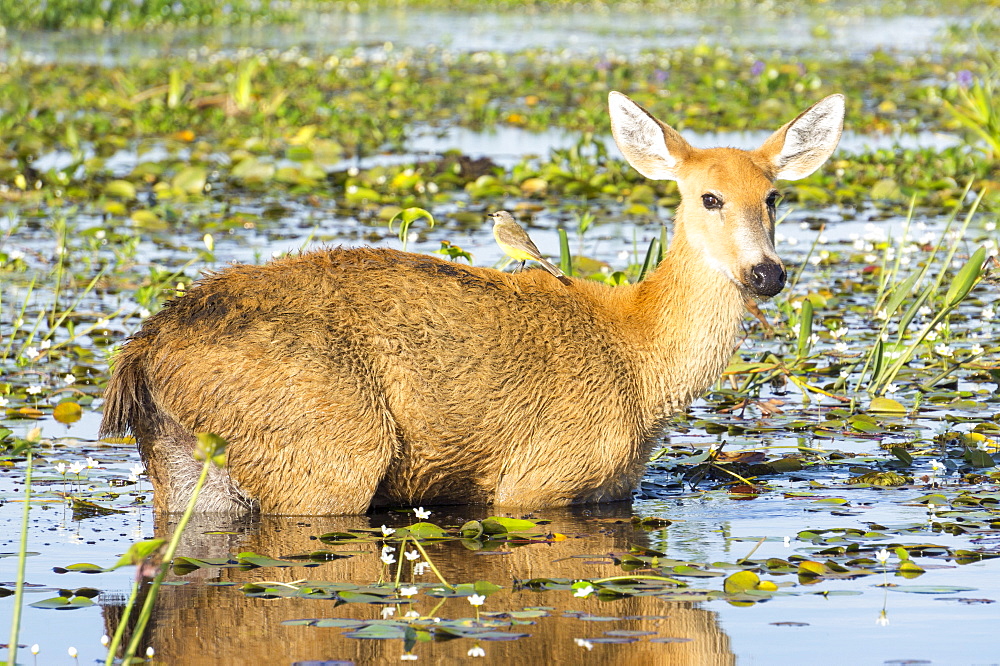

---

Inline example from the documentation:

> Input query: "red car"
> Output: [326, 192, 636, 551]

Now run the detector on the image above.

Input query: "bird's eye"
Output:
[766, 191, 780, 208]
[702, 193, 723, 210]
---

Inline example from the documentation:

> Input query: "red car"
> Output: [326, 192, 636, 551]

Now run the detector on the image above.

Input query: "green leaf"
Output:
[945, 246, 987, 307]
[869, 397, 906, 415]
[107, 538, 166, 571]
[723, 570, 761, 594]
[481, 517, 541, 535]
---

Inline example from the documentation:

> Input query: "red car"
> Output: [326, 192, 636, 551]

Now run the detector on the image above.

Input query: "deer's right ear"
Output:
[608, 91, 691, 181]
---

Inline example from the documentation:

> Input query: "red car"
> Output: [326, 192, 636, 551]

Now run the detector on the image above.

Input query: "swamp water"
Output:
[2, 5, 999, 665]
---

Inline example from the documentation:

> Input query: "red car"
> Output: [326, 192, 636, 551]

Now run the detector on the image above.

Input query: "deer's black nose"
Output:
[749, 261, 786, 297]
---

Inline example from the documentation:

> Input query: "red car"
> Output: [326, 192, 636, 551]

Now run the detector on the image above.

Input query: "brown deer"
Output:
[100, 91, 844, 515]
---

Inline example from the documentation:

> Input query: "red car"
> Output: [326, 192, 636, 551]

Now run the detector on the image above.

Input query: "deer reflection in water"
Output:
[104, 506, 734, 665]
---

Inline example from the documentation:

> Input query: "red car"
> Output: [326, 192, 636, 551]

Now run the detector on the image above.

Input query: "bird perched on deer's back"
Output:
[490, 210, 570, 285]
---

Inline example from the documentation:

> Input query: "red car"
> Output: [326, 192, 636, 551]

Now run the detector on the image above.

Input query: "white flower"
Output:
[925, 329, 938, 341]
[55, 462, 67, 475]
[807, 333, 820, 346]
[85, 457, 99, 469]
[917, 305, 932, 317]
[40, 339, 51, 350]
[68, 461, 86, 475]
[381, 606, 396, 619]
[146, 647, 155, 657]
[982, 306, 995, 320]
[884, 384, 898, 395]
[381, 525, 396, 536]
[929, 459, 946, 473]
[874, 309, 888, 320]
[834, 342, 849, 353]
[413, 506, 431, 519]
[468, 594, 486, 606]
[400, 654, 418, 661]
[30, 644, 39, 655]
[574, 638, 594, 651]
[876, 610, 889, 626]
[934, 344, 953, 357]
[970, 344, 984, 356]
[63, 374, 75, 385]
[413, 562, 430, 576]
[128, 463, 145, 482]
[381, 551, 397, 566]
[403, 610, 420, 619]
[875, 548, 890, 565]
[399, 586, 418, 597]
[830, 327, 849, 339]
[27, 385, 43, 395]
[783, 536, 791, 548]
[24, 346, 40, 360]
[0, 396, 7, 407]
[68, 646, 78, 658]
[101, 635, 110, 647]
[468, 646, 486, 657]
[404, 549, 420, 561]
[573, 585, 594, 598]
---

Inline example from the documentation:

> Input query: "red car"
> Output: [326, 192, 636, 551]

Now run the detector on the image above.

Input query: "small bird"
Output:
[490, 211, 570, 284]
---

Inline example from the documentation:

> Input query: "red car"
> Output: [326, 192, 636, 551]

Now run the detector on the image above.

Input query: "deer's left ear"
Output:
[756, 94, 845, 181]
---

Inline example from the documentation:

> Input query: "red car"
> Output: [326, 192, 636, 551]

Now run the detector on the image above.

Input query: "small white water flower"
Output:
[970, 344, 984, 356]
[929, 459, 946, 474]
[934, 344, 953, 357]
[404, 549, 420, 561]
[31, 644, 39, 655]
[884, 384, 898, 395]
[403, 610, 420, 619]
[917, 305, 932, 317]
[468, 594, 486, 606]
[55, 462, 67, 476]
[876, 610, 889, 626]
[146, 647, 155, 657]
[468, 645, 486, 657]
[982, 306, 995, 320]
[40, 340, 51, 350]
[830, 327, 849, 339]
[399, 586, 418, 597]
[0, 396, 7, 408]
[68, 461, 86, 475]
[68, 646, 78, 658]
[573, 585, 594, 598]
[380, 545, 397, 565]
[85, 457, 99, 469]
[101, 635, 110, 647]
[24, 346, 40, 360]
[413, 562, 430, 576]
[400, 653, 418, 661]
[27, 385, 43, 395]
[575, 638, 594, 651]
[783, 536, 791, 548]
[63, 373, 75, 385]
[874, 308, 888, 320]
[834, 342, 849, 353]
[875, 549, 890, 565]
[382, 606, 396, 619]
[381, 525, 396, 537]
[413, 506, 431, 519]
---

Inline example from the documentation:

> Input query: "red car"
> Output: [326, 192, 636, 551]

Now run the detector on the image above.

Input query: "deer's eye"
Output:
[702, 193, 723, 210]
[766, 191, 780, 209]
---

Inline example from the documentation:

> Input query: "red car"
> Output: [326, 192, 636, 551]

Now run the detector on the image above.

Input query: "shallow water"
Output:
[3, 6, 966, 66]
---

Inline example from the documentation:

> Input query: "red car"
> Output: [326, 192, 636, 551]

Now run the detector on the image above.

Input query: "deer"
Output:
[100, 91, 844, 515]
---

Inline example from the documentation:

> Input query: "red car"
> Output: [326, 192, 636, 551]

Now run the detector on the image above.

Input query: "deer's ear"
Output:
[608, 91, 692, 181]
[757, 94, 845, 181]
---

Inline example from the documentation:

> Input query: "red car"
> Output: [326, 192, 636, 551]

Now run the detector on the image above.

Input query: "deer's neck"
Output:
[629, 231, 748, 416]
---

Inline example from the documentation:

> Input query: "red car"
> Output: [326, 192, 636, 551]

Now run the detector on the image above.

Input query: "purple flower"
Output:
[654, 69, 668, 84]
[750, 60, 765, 77]
[956, 69, 974, 88]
